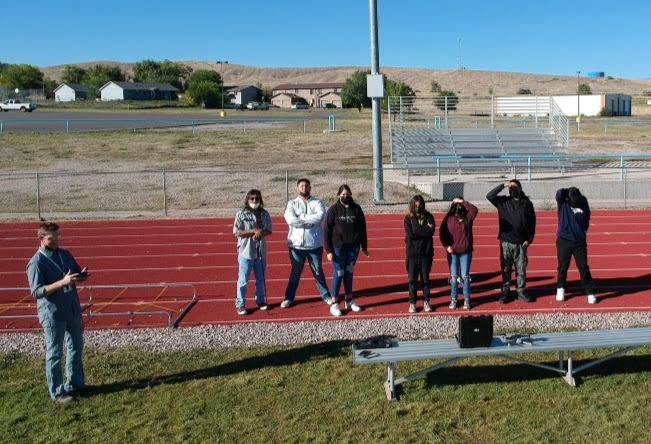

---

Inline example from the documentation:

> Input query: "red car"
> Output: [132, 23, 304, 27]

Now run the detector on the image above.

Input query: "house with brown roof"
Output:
[272, 82, 344, 108]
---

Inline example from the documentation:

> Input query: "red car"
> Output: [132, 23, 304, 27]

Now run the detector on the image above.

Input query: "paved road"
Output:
[0, 110, 333, 133]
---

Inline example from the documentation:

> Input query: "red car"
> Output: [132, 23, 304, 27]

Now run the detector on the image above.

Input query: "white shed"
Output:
[54, 84, 89, 102]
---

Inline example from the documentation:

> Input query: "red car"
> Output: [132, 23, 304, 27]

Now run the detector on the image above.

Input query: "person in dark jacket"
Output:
[439, 197, 479, 310]
[404, 195, 436, 313]
[325, 185, 370, 316]
[555, 187, 596, 304]
[486, 180, 537, 303]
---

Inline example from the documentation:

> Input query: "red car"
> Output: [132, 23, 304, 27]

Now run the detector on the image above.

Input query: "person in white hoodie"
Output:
[281, 178, 334, 311]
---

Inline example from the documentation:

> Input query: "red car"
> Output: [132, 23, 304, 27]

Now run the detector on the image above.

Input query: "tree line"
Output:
[1, 60, 461, 110]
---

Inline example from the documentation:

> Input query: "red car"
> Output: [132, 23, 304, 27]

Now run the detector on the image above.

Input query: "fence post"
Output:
[437, 157, 441, 183]
[406, 167, 410, 203]
[36, 172, 41, 221]
[0, 120, 3, 134]
[620, 156, 624, 182]
[605, 123, 609, 133]
[192, 120, 196, 135]
[527, 156, 532, 181]
[285, 170, 289, 203]
[304, 119, 307, 133]
[163, 171, 168, 217]
[66, 120, 70, 134]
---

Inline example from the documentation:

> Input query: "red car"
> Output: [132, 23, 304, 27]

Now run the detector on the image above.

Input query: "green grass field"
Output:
[1, 344, 650, 443]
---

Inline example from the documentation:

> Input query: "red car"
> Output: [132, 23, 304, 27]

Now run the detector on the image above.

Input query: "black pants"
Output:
[556, 237, 595, 294]
[407, 257, 433, 304]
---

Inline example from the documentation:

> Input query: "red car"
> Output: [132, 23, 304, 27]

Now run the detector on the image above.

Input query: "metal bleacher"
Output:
[391, 127, 570, 172]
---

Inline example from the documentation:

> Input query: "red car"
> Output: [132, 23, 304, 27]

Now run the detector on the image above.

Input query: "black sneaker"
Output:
[517, 291, 535, 303]
[499, 287, 510, 304]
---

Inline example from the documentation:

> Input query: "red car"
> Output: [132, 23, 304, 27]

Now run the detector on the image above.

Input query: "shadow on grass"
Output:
[411, 353, 651, 396]
[79, 340, 349, 398]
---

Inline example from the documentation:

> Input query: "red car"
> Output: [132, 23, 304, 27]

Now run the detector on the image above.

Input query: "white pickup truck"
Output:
[0, 99, 38, 112]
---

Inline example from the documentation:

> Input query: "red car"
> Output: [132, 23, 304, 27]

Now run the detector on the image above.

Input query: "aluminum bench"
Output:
[353, 327, 651, 401]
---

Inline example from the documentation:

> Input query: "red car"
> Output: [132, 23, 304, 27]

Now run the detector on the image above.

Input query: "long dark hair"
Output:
[243, 189, 264, 211]
[408, 195, 426, 218]
[447, 198, 469, 233]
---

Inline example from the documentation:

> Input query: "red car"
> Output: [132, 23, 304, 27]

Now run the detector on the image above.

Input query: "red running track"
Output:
[2, 211, 651, 331]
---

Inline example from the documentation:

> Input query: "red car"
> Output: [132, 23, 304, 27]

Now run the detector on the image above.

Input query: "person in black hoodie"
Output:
[555, 187, 596, 304]
[404, 194, 436, 313]
[325, 185, 369, 316]
[486, 180, 536, 303]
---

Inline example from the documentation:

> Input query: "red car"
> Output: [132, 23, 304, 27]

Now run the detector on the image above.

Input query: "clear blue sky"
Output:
[3, 0, 650, 79]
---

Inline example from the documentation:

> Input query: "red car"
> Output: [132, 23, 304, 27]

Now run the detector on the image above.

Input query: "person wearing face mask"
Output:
[404, 195, 436, 313]
[26, 222, 90, 404]
[486, 179, 537, 304]
[439, 197, 479, 310]
[233, 189, 273, 315]
[281, 178, 333, 309]
[324, 184, 370, 316]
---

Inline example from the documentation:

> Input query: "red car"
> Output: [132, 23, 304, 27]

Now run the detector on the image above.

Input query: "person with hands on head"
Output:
[555, 187, 597, 304]
[439, 197, 479, 310]
[26, 222, 90, 404]
[233, 189, 273, 315]
[324, 184, 369, 316]
[486, 179, 537, 304]
[281, 178, 334, 312]
[404, 195, 436, 313]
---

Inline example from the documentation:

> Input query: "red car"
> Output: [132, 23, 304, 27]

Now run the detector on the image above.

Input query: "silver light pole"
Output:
[369, 0, 384, 204]
[216, 61, 228, 111]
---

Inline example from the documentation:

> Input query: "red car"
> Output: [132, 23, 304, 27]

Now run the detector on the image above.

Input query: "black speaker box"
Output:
[458, 315, 494, 348]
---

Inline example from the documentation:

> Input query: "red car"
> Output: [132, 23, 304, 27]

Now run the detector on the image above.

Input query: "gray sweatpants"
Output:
[500, 241, 528, 292]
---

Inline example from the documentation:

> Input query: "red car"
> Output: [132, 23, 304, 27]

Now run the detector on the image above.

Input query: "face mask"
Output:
[510, 188, 521, 199]
[340, 196, 351, 205]
[249, 202, 260, 210]
[415, 206, 424, 214]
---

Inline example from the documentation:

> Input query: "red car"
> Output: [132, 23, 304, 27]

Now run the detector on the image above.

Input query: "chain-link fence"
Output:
[1, 158, 650, 220]
[0, 88, 46, 103]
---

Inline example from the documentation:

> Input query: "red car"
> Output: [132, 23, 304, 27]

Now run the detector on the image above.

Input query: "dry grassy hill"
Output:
[41, 61, 651, 97]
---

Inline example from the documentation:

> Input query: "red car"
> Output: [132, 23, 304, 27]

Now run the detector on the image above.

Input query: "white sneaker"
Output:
[408, 303, 417, 313]
[556, 288, 565, 302]
[330, 304, 343, 316]
[587, 294, 597, 304]
[423, 301, 432, 312]
[346, 301, 363, 312]
[280, 300, 293, 308]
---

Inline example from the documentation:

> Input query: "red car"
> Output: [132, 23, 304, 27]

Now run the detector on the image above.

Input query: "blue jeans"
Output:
[41, 317, 85, 400]
[448, 252, 472, 300]
[330, 247, 360, 299]
[285, 247, 331, 302]
[236, 256, 267, 308]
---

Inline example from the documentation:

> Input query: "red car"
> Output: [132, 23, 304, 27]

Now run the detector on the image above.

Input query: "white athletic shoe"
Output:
[587, 294, 597, 304]
[346, 301, 363, 312]
[556, 288, 565, 302]
[280, 300, 293, 308]
[330, 304, 343, 316]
